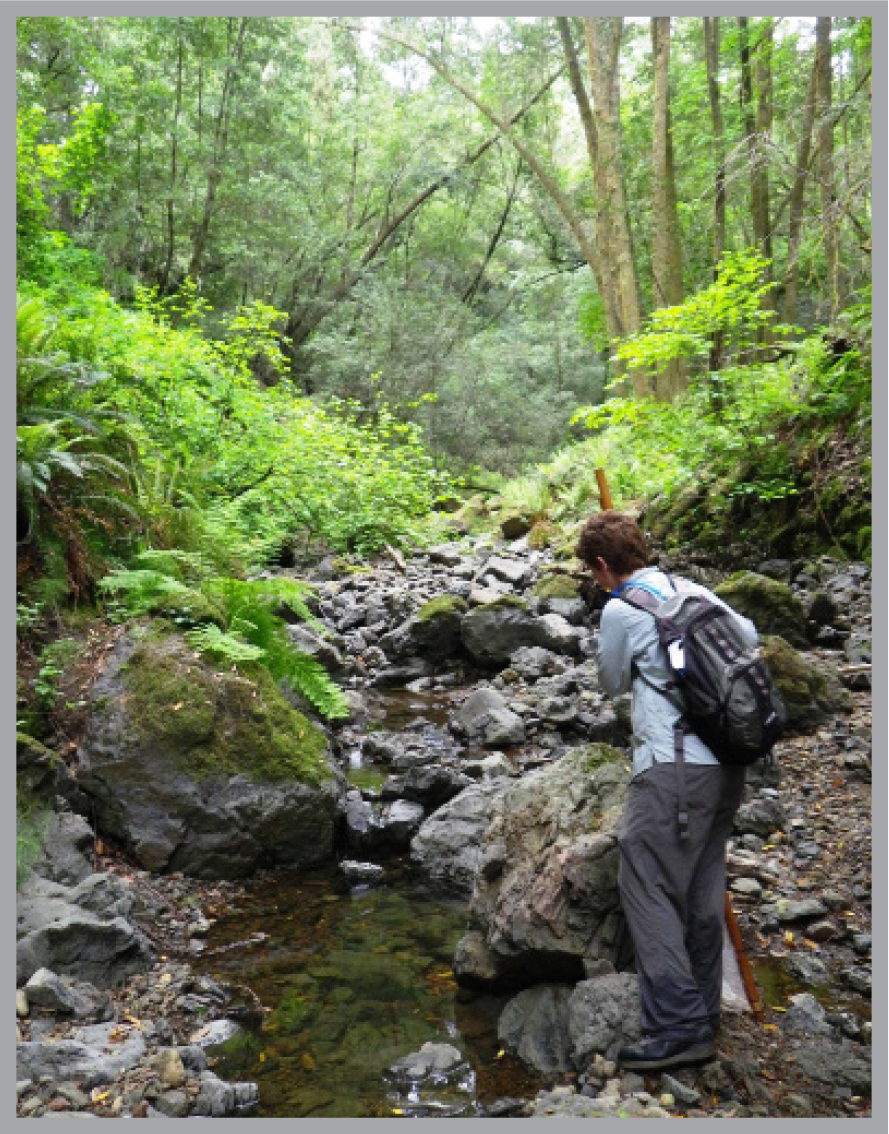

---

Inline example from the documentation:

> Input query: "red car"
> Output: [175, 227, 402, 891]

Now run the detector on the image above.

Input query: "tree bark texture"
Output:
[703, 16, 726, 374]
[650, 17, 685, 399]
[782, 56, 818, 325]
[583, 16, 646, 397]
[816, 16, 841, 318]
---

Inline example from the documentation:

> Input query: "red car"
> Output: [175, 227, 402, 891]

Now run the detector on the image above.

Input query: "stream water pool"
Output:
[193, 862, 545, 1118]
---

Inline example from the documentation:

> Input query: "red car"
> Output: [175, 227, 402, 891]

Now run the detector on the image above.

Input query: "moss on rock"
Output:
[713, 571, 807, 646]
[120, 632, 330, 786]
[415, 595, 468, 623]
[532, 572, 581, 601]
[761, 635, 852, 732]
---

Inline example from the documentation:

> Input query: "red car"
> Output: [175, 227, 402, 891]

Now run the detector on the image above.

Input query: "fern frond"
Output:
[185, 624, 265, 665]
[280, 649, 350, 720]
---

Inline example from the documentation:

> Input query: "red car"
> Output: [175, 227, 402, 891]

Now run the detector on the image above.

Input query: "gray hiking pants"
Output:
[617, 761, 746, 1042]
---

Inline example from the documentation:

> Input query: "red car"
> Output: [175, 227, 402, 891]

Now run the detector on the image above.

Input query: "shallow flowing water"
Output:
[193, 863, 545, 1118]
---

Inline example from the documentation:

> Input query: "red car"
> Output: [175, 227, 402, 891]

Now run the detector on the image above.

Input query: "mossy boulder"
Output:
[145, 588, 225, 629]
[533, 572, 581, 601]
[17, 733, 57, 799]
[74, 629, 343, 879]
[380, 595, 468, 662]
[761, 635, 853, 733]
[713, 571, 808, 647]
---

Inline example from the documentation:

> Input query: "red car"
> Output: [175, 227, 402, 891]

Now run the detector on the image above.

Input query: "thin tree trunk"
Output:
[463, 155, 522, 304]
[703, 16, 726, 376]
[188, 17, 248, 282]
[650, 17, 685, 400]
[816, 17, 841, 318]
[161, 20, 184, 294]
[782, 54, 818, 325]
[555, 17, 615, 342]
[584, 16, 646, 396]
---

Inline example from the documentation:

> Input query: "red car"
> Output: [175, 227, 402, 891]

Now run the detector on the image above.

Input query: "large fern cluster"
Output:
[98, 566, 348, 720]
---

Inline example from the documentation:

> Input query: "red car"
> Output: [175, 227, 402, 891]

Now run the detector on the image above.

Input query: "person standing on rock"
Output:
[576, 512, 757, 1072]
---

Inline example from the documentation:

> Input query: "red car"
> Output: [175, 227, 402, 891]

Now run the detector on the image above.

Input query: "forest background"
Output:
[16, 14, 872, 797]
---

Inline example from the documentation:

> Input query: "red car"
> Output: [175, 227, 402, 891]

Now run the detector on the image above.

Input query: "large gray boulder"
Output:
[454, 745, 632, 989]
[379, 596, 467, 662]
[460, 598, 543, 667]
[452, 687, 525, 748]
[410, 780, 507, 897]
[31, 812, 95, 887]
[72, 630, 344, 879]
[17, 875, 152, 988]
[497, 974, 642, 1073]
[17, 1021, 147, 1088]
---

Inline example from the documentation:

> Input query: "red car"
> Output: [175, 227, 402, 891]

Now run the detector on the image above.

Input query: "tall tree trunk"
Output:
[555, 17, 616, 342]
[161, 20, 184, 294]
[816, 17, 841, 318]
[650, 17, 685, 400]
[740, 17, 775, 339]
[703, 16, 726, 374]
[782, 54, 818, 325]
[583, 16, 646, 396]
[188, 17, 248, 282]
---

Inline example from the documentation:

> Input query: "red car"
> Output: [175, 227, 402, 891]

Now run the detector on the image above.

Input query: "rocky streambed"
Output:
[16, 532, 872, 1118]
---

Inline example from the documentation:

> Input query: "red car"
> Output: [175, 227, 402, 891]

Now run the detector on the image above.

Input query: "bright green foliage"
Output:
[184, 624, 265, 664]
[610, 251, 790, 378]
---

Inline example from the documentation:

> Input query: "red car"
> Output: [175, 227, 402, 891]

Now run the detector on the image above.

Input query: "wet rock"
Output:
[192, 1072, 259, 1117]
[498, 984, 575, 1072]
[461, 598, 540, 666]
[341, 861, 385, 886]
[508, 646, 568, 680]
[381, 765, 472, 808]
[660, 1073, 701, 1106]
[462, 753, 513, 781]
[783, 953, 829, 985]
[410, 780, 506, 898]
[842, 967, 871, 995]
[285, 625, 346, 677]
[567, 973, 643, 1066]
[381, 799, 425, 848]
[17, 733, 58, 799]
[153, 1089, 189, 1117]
[453, 687, 525, 747]
[189, 1019, 242, 1048]
[379, 597, 467, 663]
[388, 1041, 466, 1080]
[480, 556, 530, 588]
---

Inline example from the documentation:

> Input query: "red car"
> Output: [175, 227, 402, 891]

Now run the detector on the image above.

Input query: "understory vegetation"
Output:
[17, 14, 871, 885]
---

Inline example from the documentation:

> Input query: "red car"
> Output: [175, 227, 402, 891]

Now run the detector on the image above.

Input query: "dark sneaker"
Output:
[616, 1034, 716, 1071]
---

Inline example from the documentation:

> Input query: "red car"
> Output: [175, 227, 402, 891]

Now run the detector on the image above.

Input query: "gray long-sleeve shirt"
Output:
[595, 566, 759, 780]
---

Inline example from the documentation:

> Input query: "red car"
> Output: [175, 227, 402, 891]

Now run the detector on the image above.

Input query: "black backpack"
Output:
[618, 577, 785, 837]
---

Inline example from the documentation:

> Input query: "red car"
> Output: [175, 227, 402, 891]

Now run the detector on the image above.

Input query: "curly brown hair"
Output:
[575, 512, 651, 575]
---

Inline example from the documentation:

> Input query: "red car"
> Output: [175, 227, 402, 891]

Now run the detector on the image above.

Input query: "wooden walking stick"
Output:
[595, 466, 766, 1024]
[724, 893, 765, 1022]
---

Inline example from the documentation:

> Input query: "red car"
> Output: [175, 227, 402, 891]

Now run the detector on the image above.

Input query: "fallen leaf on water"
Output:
[784, 931, 794, 946]
[90, 1089, 111, 1104]
[259, 1052, 266, 1063]
[762, 1024, 777, 1032]
[802, 938, 819, 950]
[300, 1052, 316, 1072]
[496, 1050, 505, 1059]
[392, 1109, 404, 1116]
[122, 1014, 142, 1028]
